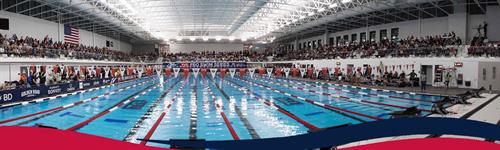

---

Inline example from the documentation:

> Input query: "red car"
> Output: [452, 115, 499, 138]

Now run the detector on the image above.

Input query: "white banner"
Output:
[119, 66, 126, 76]
[173, 68, 180, 77]
[284, 68, 290, 78]
[104, 67, 110, 78]
[315, 69, 321, 78]
[248, 68, 256, 78]
[154, 65, 162, 76]
[138, 66, 144, 76]
[59, 65, 67, 79]
[87, 66, 93, 73]
[192, 68, 200, 78]
[35, 65, 41, 73]
[266, 68, 273, 78]
[47, 65, 53, 73]
[210, 69, 218, 78]
[229, 68, 236, 78]
[328, 67, 334, 76]
[299, 68, 306, 77]
[91, 66, 97, 78]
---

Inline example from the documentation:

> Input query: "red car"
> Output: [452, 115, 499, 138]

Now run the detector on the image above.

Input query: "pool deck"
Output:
[337, 93, 500, 149]
[290, 77, 499, 96]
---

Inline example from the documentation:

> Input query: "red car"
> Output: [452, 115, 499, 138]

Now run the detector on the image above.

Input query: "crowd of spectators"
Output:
[156, 32, 497, 62]
[270, 32, 464, 61]
[0, 65, 145, 91]
[0, 33, 152, 62]
[1, 32, 498, 63]
[467, 45, 500, 57]
[1, 31, 499, 91]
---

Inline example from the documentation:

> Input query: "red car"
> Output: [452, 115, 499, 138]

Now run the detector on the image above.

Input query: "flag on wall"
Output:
[64, 24, 79, 45]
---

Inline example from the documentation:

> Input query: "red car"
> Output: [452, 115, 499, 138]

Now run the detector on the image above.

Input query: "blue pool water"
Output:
[0, 75, 444, 148]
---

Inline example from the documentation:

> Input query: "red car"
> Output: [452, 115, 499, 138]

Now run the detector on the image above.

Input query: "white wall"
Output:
[272, 57, 500, 90]
[0, 11, 132, 53]
[486, 6, 500, 41]
[466, 14, 486, 42]
[132, 44, 156, 55]
[169, 43, 243, 54]
[478, 62, 500, 91]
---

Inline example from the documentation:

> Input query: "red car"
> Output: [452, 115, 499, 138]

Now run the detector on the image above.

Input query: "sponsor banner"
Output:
[65, 82, 79, 93]
[46, 84, 65, 95]
[163, 62, 247, 68]
[0, 78, 108, 105]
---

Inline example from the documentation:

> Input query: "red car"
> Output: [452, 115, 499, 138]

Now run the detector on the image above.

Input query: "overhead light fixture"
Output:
[308, 12, 315, 16]
[241, 38, 247, 42]
[318, 8, 325, 12]
[228, 37, 235, 41]
[203, 37, 209, 41]
[215, 36, 222, 41]
[190, 37, 196, 41]
[176, 37, 183, 41]
[329, 3, 338, 8]
[300, 16, 305, 19]
[341, 0, 352, 4]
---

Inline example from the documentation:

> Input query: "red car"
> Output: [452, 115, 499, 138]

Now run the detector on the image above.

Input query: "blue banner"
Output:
[163, 62, 247, 68]
[0, 78, 108, 105]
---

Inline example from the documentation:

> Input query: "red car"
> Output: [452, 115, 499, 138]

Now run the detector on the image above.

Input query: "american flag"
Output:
[64, 24, 79, 45]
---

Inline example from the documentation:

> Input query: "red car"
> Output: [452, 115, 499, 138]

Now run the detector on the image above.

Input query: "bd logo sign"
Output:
[1, 93, 13, 101]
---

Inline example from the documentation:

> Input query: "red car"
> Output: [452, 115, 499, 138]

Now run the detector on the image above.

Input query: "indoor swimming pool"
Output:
[0, 75, 444, 148]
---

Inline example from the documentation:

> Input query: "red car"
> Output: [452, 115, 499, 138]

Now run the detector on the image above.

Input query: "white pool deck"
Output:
[338, 93, 500, 148]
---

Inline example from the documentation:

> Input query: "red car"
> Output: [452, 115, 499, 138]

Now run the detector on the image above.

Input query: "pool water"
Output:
[0, 75, 444, 148]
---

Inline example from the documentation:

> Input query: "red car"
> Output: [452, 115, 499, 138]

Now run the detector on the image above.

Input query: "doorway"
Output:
[421, 65, 433, 85]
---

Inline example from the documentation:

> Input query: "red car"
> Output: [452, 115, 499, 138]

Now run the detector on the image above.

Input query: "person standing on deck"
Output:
[420, 73, 427, 92]
[408, 70, 417, 87]
[444, 72, 452, 89]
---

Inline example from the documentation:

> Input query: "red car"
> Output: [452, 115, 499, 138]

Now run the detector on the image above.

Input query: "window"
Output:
[318, 40, 322, 47]
[369, 31, 376, 42]
[391, 28, 399, 41]
[351, 34, 357, 43]
[329, 37, 334, 45]
[360, 32, 366, 42]
[493, 67, 496, 79]
[483, 68, 487, 81]
[380, 29, 388, 42]
[336, 36, 341, 45]
[343, 35, 349, 44]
